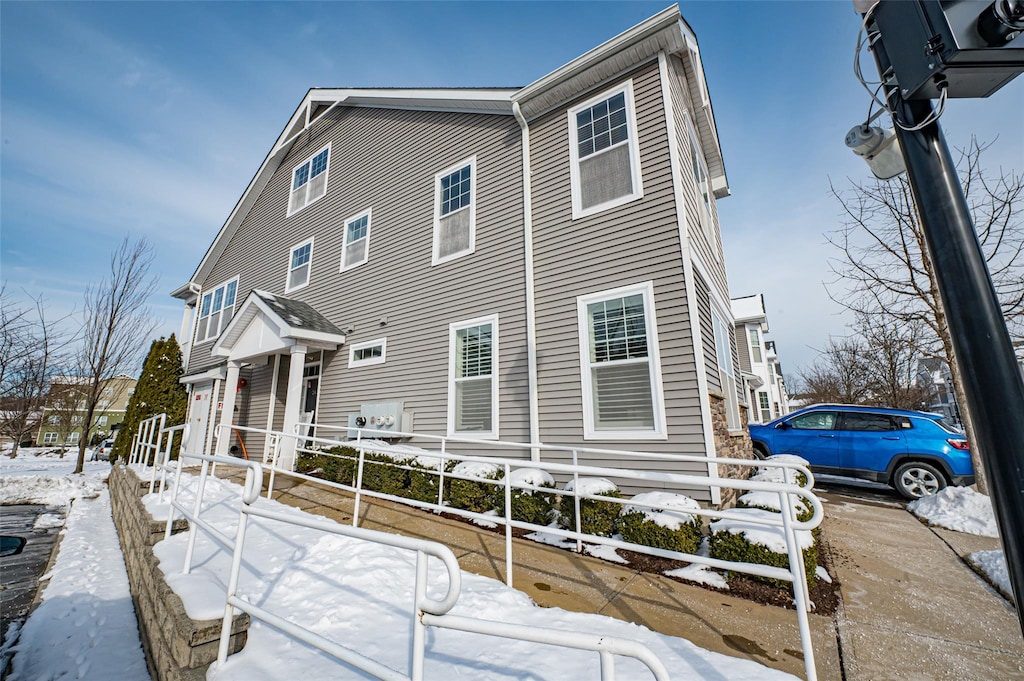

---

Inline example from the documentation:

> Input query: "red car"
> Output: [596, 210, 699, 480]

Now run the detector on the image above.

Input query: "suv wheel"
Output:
[893, 461, 947, 500]
[752, 443, 769, 460]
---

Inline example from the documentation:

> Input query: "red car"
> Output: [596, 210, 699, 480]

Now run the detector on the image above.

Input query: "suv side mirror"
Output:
[775, 421, 791, 430]
[1, 536, 27, 558]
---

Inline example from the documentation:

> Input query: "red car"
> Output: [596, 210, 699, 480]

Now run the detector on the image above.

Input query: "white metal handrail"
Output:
[153, 439, 670, 679]
[128, 413, 166, 468]
[228, 421, 822, 681]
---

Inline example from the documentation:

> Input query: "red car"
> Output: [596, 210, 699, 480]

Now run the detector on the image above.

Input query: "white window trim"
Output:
[286, 143, 331, 217]
[568, 80, 644, 220]
[447, 314, 498, 439]
[683, 112, 716, 249]
[43, 432, 58, 444]
[712, 308, 742, 432]
[340, 208, 372, 272]
[348, 338, 387, 368]
[285, 237, 314, 293]
[195, 277, 239, 344]
[577, 281, 667, 440]
[432, 156, 477, 266]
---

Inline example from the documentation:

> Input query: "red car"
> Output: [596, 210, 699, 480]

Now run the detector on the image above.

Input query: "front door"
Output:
[189, 383, 213, 453]
[301, 362, 320, 439]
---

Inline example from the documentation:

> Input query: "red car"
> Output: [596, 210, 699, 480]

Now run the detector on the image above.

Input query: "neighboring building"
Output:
[35, 374, 136, 447]
[171, 8, 750, 504]
[916, 357, 961, 424]
[731, 294, 791, 424]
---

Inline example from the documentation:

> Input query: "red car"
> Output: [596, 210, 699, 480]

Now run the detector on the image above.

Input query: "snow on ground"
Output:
[968, 550, 1012, 600]
[906, 486, 999, 537]
[0, 451, 151, 681]
[151, 472, 798, 680]
[664, 539, 729, 590]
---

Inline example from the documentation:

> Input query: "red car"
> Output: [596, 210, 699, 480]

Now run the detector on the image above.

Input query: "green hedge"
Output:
[559, 479, 622, 537]
[493, 483, 556, 526]
[406, 457, 458, 504]
[447, 462, 502, 513]
[619, 493, 702, 554]
[295, 446, 359, 485]
[708, 511, 817, 588]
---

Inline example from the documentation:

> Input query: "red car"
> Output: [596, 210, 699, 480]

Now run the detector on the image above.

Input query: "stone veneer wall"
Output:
[708, 391, 755, 508]
[108, 464, 248, 681]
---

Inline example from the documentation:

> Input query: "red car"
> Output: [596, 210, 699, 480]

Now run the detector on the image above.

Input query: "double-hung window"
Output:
[448, 316, 497, 438]
[196, 278, 238, 343]
[749, 328, 763, 363]
[685, 114, 715, 245]
[433, 157, 476, 265]
[43, 432, 58, 445]
[568, 81, 643, 219]
[341, 209, 371, 271]
[288, 145, 330, 215]
[712, 310, 741, 430]
[578, 283, 666, 439]
[286, 238, 313, 292]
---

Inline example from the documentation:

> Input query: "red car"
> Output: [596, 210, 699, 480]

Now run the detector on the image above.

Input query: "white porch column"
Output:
[279, 344, 308, 471]
[217, 361, 242, 456]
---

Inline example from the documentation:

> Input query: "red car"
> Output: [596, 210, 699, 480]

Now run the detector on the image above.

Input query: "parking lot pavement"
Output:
[1, 505, 63, 640]
[820, 490, 1023, 681]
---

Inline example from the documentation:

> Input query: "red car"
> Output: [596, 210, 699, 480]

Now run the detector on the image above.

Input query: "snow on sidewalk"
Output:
[149, 473, 799, 681]
[1, 450, 150, 681]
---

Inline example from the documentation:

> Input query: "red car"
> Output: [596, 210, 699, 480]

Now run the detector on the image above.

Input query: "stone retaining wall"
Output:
[108, 465, 248, 681]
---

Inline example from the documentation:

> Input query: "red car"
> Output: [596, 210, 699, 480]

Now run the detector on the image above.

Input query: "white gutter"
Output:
[513, 101, 541, 460]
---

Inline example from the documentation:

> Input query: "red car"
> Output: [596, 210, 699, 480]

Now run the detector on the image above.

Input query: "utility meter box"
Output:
[346, 401, 413, 439]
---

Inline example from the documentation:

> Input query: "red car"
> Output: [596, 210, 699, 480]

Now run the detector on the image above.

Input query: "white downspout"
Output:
[513, 101, 541, 460]
[182, 282, 202, 369]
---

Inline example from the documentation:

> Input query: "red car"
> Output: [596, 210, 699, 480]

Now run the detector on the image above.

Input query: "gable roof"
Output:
[173, 4, 728, 300]
[211, 290, 346, 358]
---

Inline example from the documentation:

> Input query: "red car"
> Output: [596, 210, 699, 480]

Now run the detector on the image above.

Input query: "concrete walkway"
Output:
[217, 469, 1022, 680]
[820, 490, 1023, 681]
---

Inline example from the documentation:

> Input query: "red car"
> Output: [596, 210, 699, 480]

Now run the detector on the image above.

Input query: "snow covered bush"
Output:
[447, 461, 501, 513]
[738, 490, 813, 523]
[493, 468, 556, 525]
[708, 507, 816, 588]
[559, 478, 622, 537]
[619, 492, 702, 554]
[753, 455, 809, 488]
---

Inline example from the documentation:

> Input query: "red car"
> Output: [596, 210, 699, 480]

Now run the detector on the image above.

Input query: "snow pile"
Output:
[6, 489, 150, 681]
[664, 539, 729, 590]
[451, 461, 499, 479]
[709, 508, 814, 553]
[150, 474, 797, 680]
[968, 550, 1012, 601]
[907, 486, 998, 537]
[505, 467, 554, 492]
[739, 490, 809, 518]
[624, 491, 700, 530]
[563, 476, 617, 496]
[0, 471, 106, 506]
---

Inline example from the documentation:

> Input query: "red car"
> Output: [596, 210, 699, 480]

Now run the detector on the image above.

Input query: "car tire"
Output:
[752, 443, 769, 460]
[893, 461, 947, 500]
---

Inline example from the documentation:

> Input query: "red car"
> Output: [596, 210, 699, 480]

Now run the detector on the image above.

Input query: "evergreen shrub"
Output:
[618, 492, 702, 554]
[447, 462, 501, 513]
[559, 478, 622, 537]
[707, 508, 816, 588]
[493, 468, 556, 525]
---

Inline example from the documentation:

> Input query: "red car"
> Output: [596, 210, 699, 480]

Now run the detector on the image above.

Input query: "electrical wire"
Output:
[852, 0, 947, 132]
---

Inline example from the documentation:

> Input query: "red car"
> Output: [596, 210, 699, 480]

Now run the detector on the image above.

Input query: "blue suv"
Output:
[748, 405, 973, 499]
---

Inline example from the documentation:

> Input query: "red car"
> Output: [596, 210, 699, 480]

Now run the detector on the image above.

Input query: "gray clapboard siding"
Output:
[693, 269, 721, 393]
[188, 104, 530, 450]
[528, 59, 710, 493]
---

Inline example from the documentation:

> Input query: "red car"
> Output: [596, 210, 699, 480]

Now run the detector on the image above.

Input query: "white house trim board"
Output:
[568, 80, 644, 220]
[658, 51, 721, 501]
[447, 314, 499, 439]
[576, 281, 667, 441]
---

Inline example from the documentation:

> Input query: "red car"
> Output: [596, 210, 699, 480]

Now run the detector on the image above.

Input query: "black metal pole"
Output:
[869, 31, 1024, 633]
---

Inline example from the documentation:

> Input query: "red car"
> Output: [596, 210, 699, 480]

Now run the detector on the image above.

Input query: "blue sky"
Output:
[2, 1, 1021, 377]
